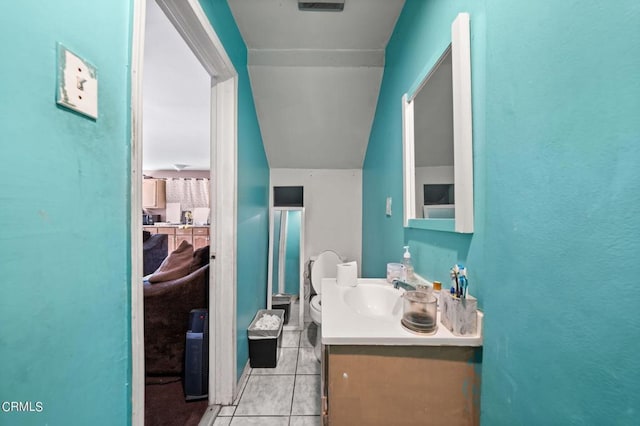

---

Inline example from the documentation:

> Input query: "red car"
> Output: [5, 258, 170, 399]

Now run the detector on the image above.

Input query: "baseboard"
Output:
[233, 360, 252, 405]
[198, 405, 220, 426]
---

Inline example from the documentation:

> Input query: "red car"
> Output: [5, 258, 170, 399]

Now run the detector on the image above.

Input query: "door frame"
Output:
[130, 0, 238, 423]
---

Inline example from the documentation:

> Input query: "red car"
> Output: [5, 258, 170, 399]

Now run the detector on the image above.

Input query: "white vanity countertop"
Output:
[321, 278, 483, 347]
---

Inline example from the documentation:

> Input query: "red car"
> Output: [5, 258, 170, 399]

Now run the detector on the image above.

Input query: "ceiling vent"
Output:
[298, 0, 345, 12]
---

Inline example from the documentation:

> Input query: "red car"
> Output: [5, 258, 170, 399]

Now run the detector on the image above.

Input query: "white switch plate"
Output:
[57, 43, 98, 119]
[386, 197, 392, 216]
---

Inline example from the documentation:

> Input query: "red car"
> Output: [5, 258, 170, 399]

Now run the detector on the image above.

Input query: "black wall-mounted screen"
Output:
[274, 186, 304, 207]
[423, 184, 454, 205]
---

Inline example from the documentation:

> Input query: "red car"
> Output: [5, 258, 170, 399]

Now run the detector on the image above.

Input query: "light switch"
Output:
[386, 197, 392, 216]
[57, 43, 98, 119]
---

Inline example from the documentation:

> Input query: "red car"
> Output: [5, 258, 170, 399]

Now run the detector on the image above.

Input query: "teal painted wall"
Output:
[0, 1, 132, 425]
[199, 0, 270, 381]
[363, 0, 640, 424]
[363, 0, 485, 287]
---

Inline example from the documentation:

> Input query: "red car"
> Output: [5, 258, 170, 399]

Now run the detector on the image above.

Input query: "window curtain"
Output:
[165, 178, 210, 211]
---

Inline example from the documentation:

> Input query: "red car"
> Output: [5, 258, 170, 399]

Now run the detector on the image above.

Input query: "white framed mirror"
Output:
[266, 207, 305, 331]
[402, 12, 474, 233]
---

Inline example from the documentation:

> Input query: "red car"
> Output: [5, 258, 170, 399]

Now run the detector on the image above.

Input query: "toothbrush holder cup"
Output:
[440, 291, 478, 336]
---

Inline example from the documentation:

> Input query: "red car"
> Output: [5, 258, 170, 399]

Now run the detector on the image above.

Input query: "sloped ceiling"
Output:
[229, 0, 405, 169]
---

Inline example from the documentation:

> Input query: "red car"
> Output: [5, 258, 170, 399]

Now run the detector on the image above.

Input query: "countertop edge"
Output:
[322, 337, 483, 347]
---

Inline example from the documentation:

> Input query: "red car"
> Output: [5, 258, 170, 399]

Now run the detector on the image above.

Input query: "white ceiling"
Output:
[414, 51, 454, 168]
[230, 0, 405, 169]
[229, 0, 404, 50]
[142, 0, 210, 171]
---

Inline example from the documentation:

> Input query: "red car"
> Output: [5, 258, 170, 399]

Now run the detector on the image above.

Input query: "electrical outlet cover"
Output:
[56, 43, 98, 119]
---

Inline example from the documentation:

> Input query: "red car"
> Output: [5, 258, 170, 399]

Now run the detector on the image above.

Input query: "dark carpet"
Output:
[145, 376, 208, 426]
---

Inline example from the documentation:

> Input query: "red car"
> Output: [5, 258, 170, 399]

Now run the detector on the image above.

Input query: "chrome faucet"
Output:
[392, 279, 417, 291]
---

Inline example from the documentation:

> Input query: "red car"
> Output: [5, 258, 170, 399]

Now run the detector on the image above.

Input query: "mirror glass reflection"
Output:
[413, 48, 455, 220]
[267, 208, 304, 330]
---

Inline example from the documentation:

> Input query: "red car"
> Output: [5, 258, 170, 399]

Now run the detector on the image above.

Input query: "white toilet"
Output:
[309, 250, 342, 361]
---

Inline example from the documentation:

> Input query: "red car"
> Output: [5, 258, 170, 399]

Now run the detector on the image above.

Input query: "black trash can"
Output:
[247, 309, 285, 368]
[271, 294, 293, 324]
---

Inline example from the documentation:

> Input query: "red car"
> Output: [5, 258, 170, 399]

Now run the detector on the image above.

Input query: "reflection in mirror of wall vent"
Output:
[298, 0, 345, 12]
[274, 186, 304, 207]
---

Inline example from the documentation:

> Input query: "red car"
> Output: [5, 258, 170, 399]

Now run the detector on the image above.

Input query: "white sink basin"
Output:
[342, 283, 402, 318]
[322, 278, 483, 346]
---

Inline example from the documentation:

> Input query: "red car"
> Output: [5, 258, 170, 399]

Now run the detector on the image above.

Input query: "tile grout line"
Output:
[289, 332, 302, 422]
[232, 366, 251, 407]
[290, 333, 301, 420]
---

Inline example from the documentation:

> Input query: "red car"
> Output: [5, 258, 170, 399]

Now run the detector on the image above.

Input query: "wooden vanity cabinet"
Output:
[322, 345, 481, 426]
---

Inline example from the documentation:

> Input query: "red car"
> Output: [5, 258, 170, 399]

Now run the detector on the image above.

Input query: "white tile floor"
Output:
[213, 322, 321, 426]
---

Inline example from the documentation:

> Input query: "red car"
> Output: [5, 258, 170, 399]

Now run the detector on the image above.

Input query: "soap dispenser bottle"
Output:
[402, 246, 415, 283]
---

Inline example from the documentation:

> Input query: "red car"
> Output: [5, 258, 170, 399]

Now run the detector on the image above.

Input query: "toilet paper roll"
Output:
[336, 261, 358, 287]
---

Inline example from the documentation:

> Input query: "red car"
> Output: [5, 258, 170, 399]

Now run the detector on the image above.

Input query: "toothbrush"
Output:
[451, 265, 460, 297]
[460, 275, 467, 299]
[459, 266, 468, 298]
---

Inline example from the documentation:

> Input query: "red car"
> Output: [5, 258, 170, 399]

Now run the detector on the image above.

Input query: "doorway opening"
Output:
[130, 0, 238, 423]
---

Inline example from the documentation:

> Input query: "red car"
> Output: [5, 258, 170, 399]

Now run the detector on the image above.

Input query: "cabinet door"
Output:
[175, 235, 193, 248]
[156, 227, 176, 253]
[142, 179, 166, 209]
[327, 345, 480, 426]
[193, 227, 209, 249]
[193, 235, 209, 249]
[142, 180, 157, 208]
[175, 227, 193, 248]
